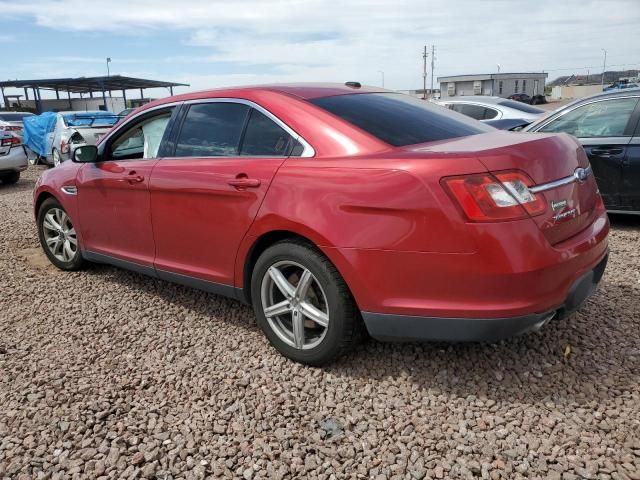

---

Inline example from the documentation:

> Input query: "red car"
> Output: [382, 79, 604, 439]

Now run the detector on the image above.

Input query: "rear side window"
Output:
[240, 109, 296, 156]
[451, 103, 498, 120]
[310, 93, 491, 146]
[175, 103, 249, 157]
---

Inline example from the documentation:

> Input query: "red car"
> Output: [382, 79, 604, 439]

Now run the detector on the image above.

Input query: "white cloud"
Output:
[1, 0, 639, 92]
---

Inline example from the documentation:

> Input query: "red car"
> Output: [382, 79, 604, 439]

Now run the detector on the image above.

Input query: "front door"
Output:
[76, 107, 176, 266]
[150, 101, 304, 288]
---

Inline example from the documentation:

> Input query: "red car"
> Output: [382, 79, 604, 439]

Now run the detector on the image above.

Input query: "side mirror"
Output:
[72, 145, 98, 163]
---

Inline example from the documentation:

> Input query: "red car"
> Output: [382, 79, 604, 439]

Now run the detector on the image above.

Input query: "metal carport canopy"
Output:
[0, 75, 188, 94]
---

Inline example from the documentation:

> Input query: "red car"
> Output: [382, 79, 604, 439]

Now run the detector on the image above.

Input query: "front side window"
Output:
[110, 109, 174, 160]
[175, 103, 249, 157]
[538, 97, 639, 137]
[310, 93, 491, 147]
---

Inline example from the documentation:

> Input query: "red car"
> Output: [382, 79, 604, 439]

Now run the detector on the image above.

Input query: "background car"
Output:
[0, 131, 28, 184]
[524, 88, 640, 214]
[0, 111, 35, 141]
[34, 83, 608, 365]
[508, 93, 531, 103]
[437, 96, 546, 129]
[23, 111, 120, 167]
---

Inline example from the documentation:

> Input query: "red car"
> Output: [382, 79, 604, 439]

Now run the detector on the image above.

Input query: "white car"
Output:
[436, 96, 546, 125]
[0, 111, 35, 141]
[0, 131, 28, 184]
[42, 111, 119, 167]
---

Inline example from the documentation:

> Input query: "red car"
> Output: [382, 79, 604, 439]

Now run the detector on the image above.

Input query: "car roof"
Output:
[553, 87, 640, 112]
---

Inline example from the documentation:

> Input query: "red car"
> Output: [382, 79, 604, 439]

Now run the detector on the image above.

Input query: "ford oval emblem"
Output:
[574, 167, 588, 183]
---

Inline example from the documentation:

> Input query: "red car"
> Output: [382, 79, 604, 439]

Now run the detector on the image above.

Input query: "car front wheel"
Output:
[251, 240, 360, 365]
[37, 198, 85, 270]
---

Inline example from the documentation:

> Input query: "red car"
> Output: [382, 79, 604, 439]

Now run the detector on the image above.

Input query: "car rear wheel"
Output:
[37, 198, 85, 270]
[251, 240, 360, 365]
[52, 149, 62, 167]
[0, 171, 19, 184]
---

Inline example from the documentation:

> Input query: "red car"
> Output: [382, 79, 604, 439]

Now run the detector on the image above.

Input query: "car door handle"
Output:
[227, 175, 261, 189]
[126, 170, 145, 184]
[590, 147, 623, 156]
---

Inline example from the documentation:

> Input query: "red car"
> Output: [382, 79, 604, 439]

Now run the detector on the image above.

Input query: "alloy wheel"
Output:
[42, 208, 77, 262]
[260, 260, 330, 350]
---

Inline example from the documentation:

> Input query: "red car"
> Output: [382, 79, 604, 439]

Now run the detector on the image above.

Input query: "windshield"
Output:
[310, 93, 492, 147]
[62, 111, 120, 127]
[0, 112, 35, 121]
[497, 99, 545, 114]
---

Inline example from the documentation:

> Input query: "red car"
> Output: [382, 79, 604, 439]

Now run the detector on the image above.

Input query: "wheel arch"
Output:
[238, 229, 358, 308]
[34, 191, 57, 220]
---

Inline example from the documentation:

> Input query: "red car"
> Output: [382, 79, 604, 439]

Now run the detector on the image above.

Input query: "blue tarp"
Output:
[62, 111, 119, 127]
[23, 112, 57, 157]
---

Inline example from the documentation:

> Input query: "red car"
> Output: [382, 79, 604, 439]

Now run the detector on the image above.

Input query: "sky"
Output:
[0, 0, 638, 100]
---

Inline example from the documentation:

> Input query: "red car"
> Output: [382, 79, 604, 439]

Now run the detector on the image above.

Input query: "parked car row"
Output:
[23, 111, 120, 167]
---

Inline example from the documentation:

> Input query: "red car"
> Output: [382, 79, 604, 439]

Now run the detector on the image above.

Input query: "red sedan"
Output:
[34, 83, 609, 365]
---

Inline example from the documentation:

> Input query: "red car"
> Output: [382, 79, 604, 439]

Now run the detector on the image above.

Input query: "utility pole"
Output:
[423, 45, 428, 100]
[601, 49, 607, 87]
[430, 45, 436, 98]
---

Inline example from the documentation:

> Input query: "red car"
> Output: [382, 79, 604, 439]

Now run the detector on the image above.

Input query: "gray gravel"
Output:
[1, 166, 639, 480]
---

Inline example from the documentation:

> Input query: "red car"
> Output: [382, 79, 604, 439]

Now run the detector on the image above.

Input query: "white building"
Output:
[437, 73, 548, 99]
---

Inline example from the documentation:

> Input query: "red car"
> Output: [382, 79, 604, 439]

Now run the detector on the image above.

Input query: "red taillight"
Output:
[442, 170, 546, 222]
[0, 136, 21, 147]
[0, 125, 21, 132]
[60, 139, 69, 154]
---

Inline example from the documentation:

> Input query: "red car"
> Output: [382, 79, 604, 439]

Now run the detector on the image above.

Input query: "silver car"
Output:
[436, 96, 546, 126]
[0, 131, 28, 184]
[44, 111, 119, 167]
[0, 111, 35, 141]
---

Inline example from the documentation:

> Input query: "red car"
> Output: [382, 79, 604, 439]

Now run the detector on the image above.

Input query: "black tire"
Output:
[37, 197, 85, 271]
[251, 240, 361, 366]
[0, 171, 19, 184]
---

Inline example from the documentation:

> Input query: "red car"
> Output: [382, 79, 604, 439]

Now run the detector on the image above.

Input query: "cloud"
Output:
[0, 0, 638, 91]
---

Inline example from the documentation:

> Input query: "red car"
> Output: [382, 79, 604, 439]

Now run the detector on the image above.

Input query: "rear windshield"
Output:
[0, 112, 34, 121]
[310, 93, 492, 146]
[497, 99, 545, 114]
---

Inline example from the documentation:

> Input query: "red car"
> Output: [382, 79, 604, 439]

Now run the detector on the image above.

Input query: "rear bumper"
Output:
[0, 147, 29, 172]
[362, 253, 608, 342]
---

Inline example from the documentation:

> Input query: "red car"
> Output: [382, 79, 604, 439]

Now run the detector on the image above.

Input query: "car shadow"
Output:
[87, 262, 638, 405]
[608, 212, 640, 230]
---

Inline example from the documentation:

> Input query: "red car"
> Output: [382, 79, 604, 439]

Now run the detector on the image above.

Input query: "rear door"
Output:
[150, 100, 304, 288]
[535, 96, 640, 209]
[622, 110, 640, 211]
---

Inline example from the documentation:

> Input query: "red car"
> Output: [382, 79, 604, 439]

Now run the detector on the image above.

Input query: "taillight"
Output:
[0, 125, 21, 132]
[0, 136, 21, 147]
[60, 139, 69, 154]
[442, 170, 546, 222]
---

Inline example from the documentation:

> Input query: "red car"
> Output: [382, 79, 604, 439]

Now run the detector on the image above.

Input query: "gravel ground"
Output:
[1, 166, 639, 480]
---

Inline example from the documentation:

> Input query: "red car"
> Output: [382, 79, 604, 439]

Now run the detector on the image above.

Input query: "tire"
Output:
[251, 240, 360, 366]
[0, 171, 19, 184]
[52, 149, 62, 168]
[37, 198, 85, 271]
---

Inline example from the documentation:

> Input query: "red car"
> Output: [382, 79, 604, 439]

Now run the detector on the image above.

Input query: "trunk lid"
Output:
[407, 131, 599, 244]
